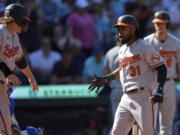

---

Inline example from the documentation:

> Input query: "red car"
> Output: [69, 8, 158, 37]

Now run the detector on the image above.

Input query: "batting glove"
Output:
[151, 86, 164, 104]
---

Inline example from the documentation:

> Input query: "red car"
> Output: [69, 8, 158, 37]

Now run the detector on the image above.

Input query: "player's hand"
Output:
[11, 124, 21, 135]
[88, 75, 107, 93]
[6, 74, 21, 87]
[29, 77, 39, 92]
[149, 86, 163, 104]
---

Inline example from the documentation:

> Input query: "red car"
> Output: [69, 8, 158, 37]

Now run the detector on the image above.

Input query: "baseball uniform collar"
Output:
[154, 33, 168, 44]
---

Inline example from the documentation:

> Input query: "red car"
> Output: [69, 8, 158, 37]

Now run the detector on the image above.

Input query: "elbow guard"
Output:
[15, 56, 27, 69]
[0, 62, 13, 77]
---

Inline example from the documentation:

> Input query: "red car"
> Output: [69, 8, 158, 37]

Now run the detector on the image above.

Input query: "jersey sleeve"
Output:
[141, 43, 164, 69]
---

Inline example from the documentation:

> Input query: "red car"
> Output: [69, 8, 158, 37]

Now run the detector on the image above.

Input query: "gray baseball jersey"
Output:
[0, 24, 23, 81]
[112, 39, 162, 135]
[0, 24, 23, 135]
[118, 39, 164, 92]
[144, 33, 180, 135]
[104, 46, 122, 89]
[144, 33, 180, 78]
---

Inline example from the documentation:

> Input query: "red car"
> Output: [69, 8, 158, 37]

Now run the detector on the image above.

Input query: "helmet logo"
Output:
[23, 16, 31, 22]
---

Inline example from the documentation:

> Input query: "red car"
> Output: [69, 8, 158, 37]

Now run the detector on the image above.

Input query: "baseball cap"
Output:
[113, 15, 137, 29]
[26, 126, 37, 135]
[152, 11, 170, 23]
[75, 0, 88, 8]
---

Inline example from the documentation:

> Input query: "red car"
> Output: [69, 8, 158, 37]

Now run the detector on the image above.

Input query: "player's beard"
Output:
[118, 34, 132, 44]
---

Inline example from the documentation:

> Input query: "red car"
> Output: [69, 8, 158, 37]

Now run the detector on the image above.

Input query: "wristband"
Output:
[0, 62, 13, 77]
[15, 56, 27, 69]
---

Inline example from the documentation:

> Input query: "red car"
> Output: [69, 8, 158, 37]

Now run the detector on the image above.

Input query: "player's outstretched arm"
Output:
[88, 68, 119, 93]
[15, 56, 39, 91]
[20, 65, 39, 91]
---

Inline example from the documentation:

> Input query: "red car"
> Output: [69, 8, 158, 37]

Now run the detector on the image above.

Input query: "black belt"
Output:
[166, 78, 175, 81]
[125, 87, 144, 94]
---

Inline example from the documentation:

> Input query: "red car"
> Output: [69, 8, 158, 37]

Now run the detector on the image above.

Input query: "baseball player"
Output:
[0, 4, 39, 135]
[89, 15, 167, 135]
[144, 11, 180, 135]
[103, 41, 123, 119]
[21, 126, 43, 135]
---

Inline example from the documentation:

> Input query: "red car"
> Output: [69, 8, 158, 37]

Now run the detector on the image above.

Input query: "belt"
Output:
[166, 78, 175, 81]
[125, 87, 144, 94]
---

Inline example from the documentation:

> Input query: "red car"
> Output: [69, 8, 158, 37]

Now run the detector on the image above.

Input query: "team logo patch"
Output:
[151, 54, 160, 63]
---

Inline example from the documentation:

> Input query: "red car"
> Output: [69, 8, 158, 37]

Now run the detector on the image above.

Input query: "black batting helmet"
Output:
[152, 11, 170, 27]
[113, 15, 141, 38]
[3, 4, 31, 32]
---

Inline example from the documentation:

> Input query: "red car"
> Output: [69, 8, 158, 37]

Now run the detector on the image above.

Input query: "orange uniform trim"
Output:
[150, 61, 164, 69]
[148, 89, 156, 135]
[23, 16, 31, 22]
[114, 23, 136, 29]
[152, 19, 169, 23]
[159, 50, 176, 57]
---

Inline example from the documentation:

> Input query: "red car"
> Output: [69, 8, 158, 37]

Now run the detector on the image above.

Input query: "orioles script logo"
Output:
[2, 44, 19, 58]
[119, 54, 141, 70]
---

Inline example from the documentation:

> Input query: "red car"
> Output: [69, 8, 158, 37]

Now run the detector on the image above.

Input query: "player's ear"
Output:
[131, 27, 136, 35]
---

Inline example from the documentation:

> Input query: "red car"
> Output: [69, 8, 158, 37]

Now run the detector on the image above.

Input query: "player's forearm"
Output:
[15, 56, 35, 81]
[104, 68, 119, 82]
[20, 65, 35, 81]
[114, 68, 120, 79]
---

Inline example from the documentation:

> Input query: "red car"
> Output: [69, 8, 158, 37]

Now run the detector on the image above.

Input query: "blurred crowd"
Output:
[1, 0, 180, 135]
[1, 0, 180, 85]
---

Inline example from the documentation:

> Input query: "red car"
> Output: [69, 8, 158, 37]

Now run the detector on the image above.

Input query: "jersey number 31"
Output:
[129, 65, 141, 77]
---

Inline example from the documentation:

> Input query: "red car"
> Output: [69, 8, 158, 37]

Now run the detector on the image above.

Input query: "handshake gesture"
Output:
[88, 75, 108, 93]
[150, 85, 164, 104]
